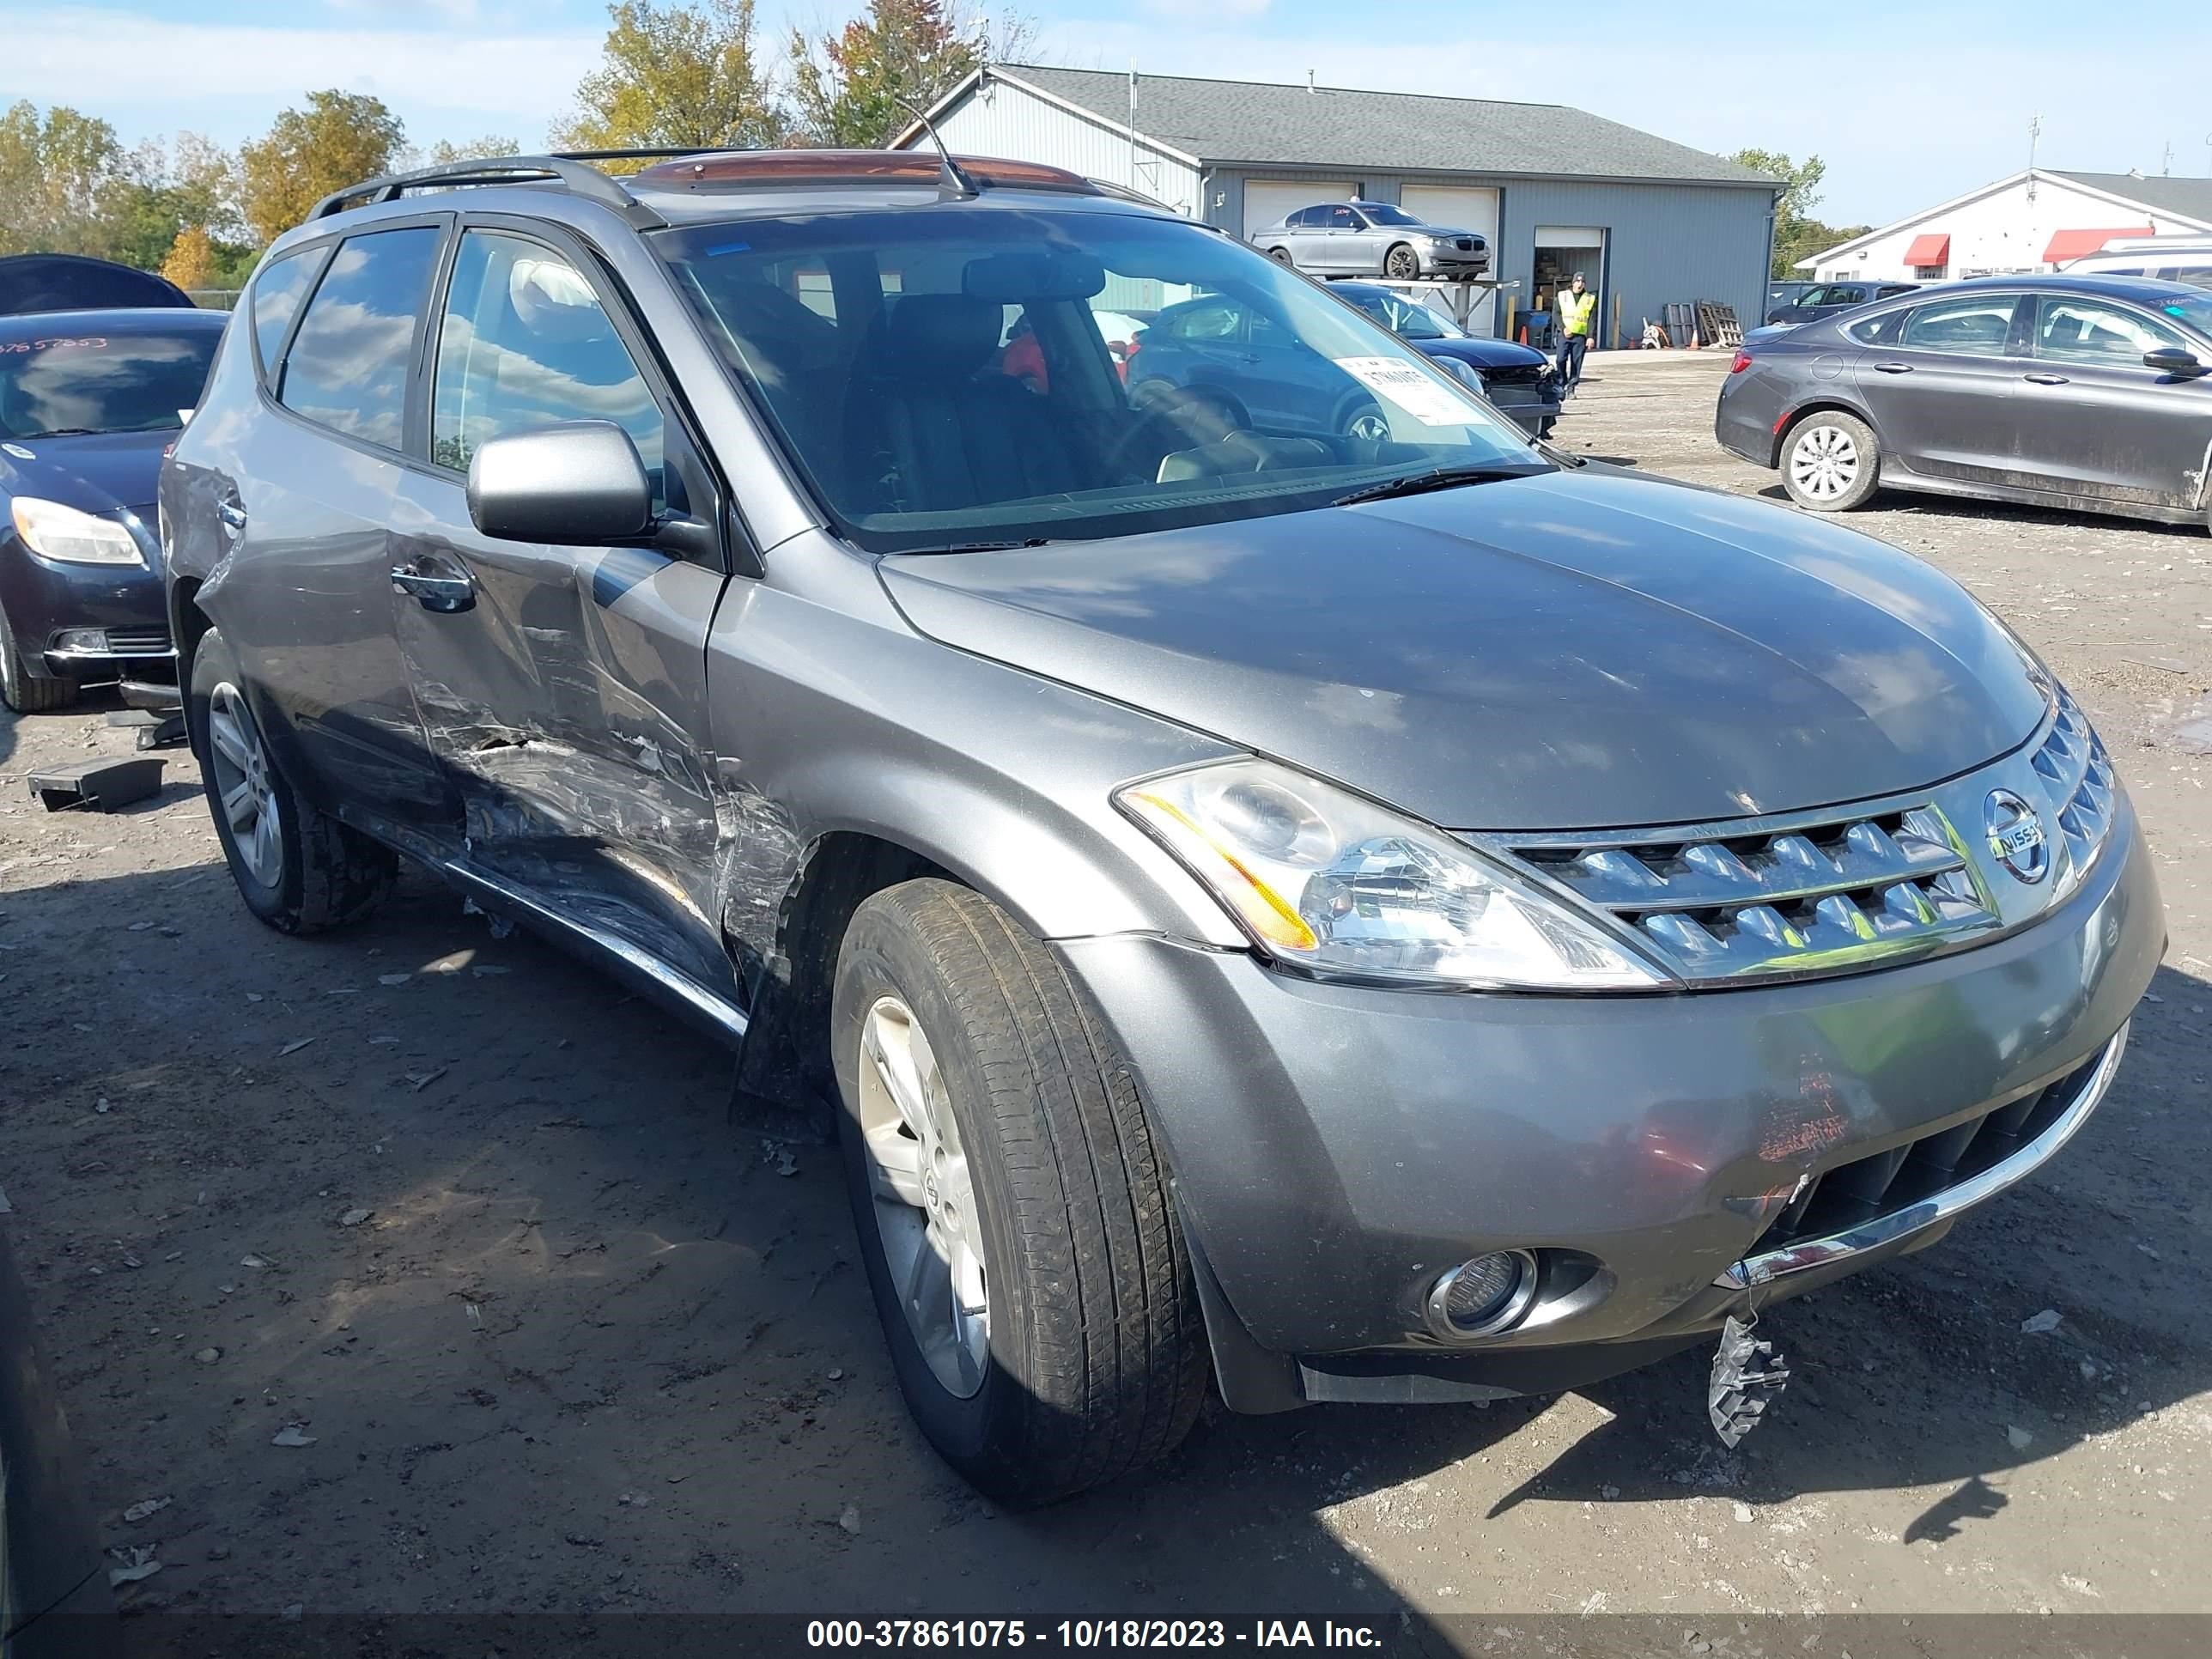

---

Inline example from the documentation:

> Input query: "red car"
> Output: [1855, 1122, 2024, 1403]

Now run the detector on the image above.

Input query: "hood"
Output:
[1414, 337, 1547, 371]
[0, 428, 171, 520]
[1415, 225, 1481, 240]
[878, 469, 2050, 831]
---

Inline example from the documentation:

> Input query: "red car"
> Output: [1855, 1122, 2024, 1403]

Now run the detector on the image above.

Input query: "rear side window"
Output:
[248, 251, 318, 380]
[1900, 294, 2020, 355]
[1846, 310, 1903, 345]
[2158, 264, 2212, 286]
[430, 229, 664, 491]
[277, 226, 442, 449]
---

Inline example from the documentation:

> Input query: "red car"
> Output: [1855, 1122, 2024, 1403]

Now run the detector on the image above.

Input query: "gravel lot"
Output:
[3, 348, 2208, 1636]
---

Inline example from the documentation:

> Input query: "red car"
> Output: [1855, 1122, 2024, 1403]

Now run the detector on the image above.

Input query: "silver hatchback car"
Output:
[1250, 200, 1491, 280]
[162, 149, 2160, 1505]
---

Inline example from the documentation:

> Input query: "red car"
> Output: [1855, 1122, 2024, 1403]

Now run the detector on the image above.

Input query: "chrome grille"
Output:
[2028, 687, 2116, 892]
[1499, 805, 1998, 982]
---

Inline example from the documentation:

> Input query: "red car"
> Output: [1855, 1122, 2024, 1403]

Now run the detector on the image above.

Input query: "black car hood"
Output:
[0, 428, 170, 520]
[1413, 337, 1549, 372]
[879, 468, 2049, 830]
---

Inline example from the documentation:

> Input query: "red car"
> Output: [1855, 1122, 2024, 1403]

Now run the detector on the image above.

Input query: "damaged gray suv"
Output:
[161, 148, 2162, 1504]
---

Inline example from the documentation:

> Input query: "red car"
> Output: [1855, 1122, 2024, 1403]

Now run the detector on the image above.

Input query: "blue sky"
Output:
[3, 0, 2203, 227]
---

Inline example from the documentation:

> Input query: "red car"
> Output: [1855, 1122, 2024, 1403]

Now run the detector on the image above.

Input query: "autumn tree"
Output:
[1728, 149, 1867, 277]
[556, 0, 781, 154]
[788, 2, 1029, 149]
[411, 135, 523, 168]
[240, 90, 406, 244]
[160, 225, 217, 290]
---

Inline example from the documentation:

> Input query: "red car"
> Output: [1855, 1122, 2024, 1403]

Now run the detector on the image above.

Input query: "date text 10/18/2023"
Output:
[806, 1620, 1384, 1649]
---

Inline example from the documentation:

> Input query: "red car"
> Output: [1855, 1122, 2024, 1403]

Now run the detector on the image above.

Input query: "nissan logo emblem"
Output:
[1984, 788, 2049, 884]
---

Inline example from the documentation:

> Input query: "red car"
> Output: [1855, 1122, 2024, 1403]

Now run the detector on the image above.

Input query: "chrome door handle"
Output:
[2024, 373, 2069, 386]
[1871, 362, 1913, 374]
[390, 565, 476, 613]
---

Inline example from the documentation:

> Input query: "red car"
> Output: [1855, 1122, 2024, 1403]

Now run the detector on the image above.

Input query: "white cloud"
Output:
[0, 6, 601, 144]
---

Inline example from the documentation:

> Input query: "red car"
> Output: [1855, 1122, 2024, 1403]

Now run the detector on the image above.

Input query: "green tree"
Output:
[0, 101, 125, 257]
[787, 1, 1026, 149]
[555, 0, 781, 153]
[1731, 149, 1844, 278]
[413, 135, 523, 167]
[239, 90, 406, 245]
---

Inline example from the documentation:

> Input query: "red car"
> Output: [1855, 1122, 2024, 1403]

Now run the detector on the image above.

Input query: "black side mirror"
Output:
[2143, 346, 2209, 378]
[465, 421, 654, 546]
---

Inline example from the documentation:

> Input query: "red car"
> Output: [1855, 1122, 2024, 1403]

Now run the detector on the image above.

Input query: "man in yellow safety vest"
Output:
[1554, 271, 1596, 397]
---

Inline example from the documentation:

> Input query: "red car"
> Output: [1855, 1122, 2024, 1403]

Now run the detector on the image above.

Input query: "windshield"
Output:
[1340, 286, 1461, 341]
[1360, 204, 1422, 228]
[655, 206, 1542, 553]
[0, 326, 219, 440]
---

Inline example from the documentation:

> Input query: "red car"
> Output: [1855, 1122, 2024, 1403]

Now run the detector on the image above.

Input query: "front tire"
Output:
[0, 605, 75, 713]
[1781, 411, 1881, 511]
[1383, 243, 1420, 281]
[188, 626, 396, 934]
[1266, 246, 1294, 264]
[830, 879, 1208, 1506]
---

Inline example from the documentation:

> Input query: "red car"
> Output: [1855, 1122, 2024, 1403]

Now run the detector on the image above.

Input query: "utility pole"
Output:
[2161, 139, 2174, 176]
[1128, 63, 1138, 191]
[2026, 113, 2041, 202]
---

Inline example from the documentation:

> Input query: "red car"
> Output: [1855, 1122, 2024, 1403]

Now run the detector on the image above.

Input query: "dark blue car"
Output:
[1127, 284, 1559, 441]
[1, 307, 226, 711]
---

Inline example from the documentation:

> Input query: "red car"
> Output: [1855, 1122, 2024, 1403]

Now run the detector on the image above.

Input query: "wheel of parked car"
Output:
[0, 604, 76, 713]
[1780, 410, 1881, 512]
[830, 878, 1209, 1506]
[1383, 244, 1419, 281]
[1343, 400, 1392, 443]
[188, 627, 398, 934]
[1266, 246, 1293, 264]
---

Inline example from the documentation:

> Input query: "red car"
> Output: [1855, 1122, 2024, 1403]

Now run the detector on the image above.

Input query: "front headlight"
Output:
[1437, 358, 1487, 395]
[10, 498, 144, 566]
[1115, 758, 1667, 990]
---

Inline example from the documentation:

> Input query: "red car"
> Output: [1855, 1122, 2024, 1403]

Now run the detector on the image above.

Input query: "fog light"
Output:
[1425, 1250, 1539, 1340]
[53, 629, 110, 655]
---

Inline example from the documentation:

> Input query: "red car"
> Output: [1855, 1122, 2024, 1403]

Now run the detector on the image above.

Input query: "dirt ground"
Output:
[3, 349, 2209, 1638]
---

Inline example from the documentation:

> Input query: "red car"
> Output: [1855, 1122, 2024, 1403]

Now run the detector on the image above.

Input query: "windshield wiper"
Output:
[1331, 462, 1545, 507]
[899, 537, 1058, 556]
[21, 427, 103, 439]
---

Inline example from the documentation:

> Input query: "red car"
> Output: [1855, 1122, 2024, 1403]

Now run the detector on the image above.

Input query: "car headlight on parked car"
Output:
[9, 497, 144, 566]
[1115, 758, 1666, 990]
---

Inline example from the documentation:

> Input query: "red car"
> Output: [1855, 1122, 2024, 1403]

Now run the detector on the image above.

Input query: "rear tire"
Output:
[1781, 410, 1881, 511]
[830, 878, 1208, 1506]
[188, 626, 396, 935]
[0, 605, 76, 713]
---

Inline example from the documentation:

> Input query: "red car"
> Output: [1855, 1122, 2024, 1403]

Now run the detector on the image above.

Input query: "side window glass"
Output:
[1899, 295, 2019, 356]
[1828, 286, 1866, 306]
[277, 226, 442, 448]
[1846, 312, 1900, 345]
[2033, 297, 2182, 364]
[1327, 206, 1357, 230]
[1174, 300, 1241, 341]
[249, 250, 318, 381]
[1290, 208, 1318, 228]
[431, 231, 665, 506]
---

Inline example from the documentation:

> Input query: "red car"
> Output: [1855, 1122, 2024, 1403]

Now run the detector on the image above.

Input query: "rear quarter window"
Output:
[248, 249, 320, 381]
[276, 225, 443, 450]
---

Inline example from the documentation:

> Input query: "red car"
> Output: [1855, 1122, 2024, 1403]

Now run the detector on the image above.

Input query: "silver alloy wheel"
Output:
[1385, 245, 1419, 280]
[1346, 406, 1391, 442]
[1789, 422, 1860, 501]
[206, 681, 283, 887]
[856, 994, 989, 1398]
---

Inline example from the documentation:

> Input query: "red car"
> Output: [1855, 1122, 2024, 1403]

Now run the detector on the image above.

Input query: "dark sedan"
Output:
[1331, 283, 1561, 436]
[1128, 289, 1555, 442]
[1717, 274, 2212, 526]
[1765, 278, 1919, 326]
[1, 307, 226, 711]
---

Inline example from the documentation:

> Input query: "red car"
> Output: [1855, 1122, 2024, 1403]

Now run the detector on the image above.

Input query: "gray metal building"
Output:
[896, 64, 1778, 341]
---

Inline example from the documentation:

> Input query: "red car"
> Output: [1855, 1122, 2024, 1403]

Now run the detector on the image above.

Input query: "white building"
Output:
[1802, 169, 2212, 282]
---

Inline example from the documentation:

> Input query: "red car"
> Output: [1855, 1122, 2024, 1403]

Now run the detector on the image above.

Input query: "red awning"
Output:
[2043, 225, 2156, 264]
[1903, 232, 1949, 267]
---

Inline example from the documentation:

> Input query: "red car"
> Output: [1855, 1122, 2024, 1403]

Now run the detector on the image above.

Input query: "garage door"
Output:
[1402, 185, 1502, 331]
[1243, 179, 1359, 242]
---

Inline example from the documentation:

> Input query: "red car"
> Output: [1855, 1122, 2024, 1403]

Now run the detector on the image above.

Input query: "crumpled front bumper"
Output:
[1055, 799, 2161, 1410]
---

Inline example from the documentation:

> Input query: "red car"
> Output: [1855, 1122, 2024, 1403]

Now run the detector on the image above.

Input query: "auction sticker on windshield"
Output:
[1333, 356, 1477, 425]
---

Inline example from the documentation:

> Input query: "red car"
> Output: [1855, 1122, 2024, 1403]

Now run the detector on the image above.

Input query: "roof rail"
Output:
[306, 148, 729, 230]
